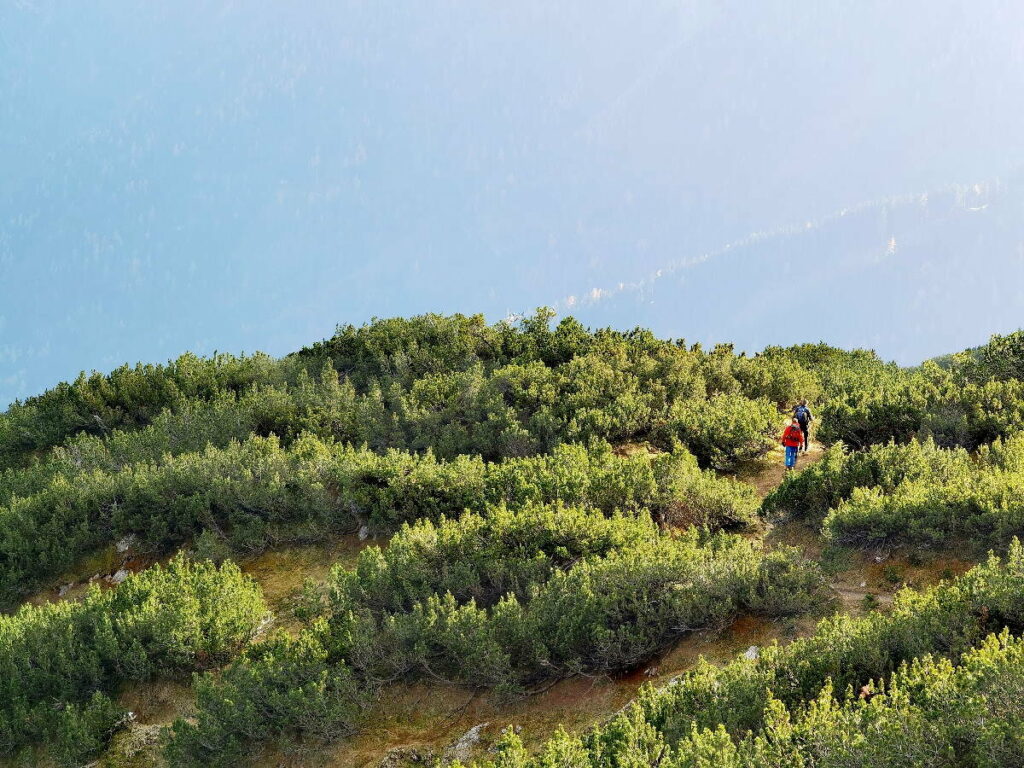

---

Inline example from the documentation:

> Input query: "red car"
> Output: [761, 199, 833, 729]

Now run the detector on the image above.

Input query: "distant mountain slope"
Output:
[5, 1, 1024, 406]
[563, 176, 1024, 363]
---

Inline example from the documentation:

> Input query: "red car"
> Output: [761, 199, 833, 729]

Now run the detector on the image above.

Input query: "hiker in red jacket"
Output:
[782, 417, 804, 470]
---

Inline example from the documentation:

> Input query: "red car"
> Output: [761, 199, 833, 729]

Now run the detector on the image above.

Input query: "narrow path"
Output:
[731, 439, 826, 499]
[734, 439, 891, 608]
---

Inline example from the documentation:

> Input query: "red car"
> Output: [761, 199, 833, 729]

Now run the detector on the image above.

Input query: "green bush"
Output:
[0, 367, 344, 510]
[165, 510, 826, 764]
[323, 513, 825, 691]
[326, 504, 655, 617]
[479, 630, 1024, 767]
[0, 352, 293, 469]
[0, 554, 265, 764]
[0, 435, 757, 605]
[820, 364, 1024, 451]
[2, 313, 831, 479]
[803, 433, 1024, 549]
[824, 468, 1024, 548]
[657, 393, 779, 469]
[763, 438, 972, 520]
[462, 540, 1024, 767]
[7, 315, 1024, 766]
[165, 630, 365, 768]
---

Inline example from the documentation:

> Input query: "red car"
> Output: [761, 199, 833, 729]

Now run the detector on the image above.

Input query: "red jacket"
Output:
[782, 425, 804, 447]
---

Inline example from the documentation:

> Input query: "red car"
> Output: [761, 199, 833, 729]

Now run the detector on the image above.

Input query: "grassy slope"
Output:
[11, 440, 978, 768]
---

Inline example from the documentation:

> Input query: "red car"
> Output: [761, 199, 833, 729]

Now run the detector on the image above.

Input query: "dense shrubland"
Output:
[316, 512, 825, 690]
[464, 541, 1024, 767]
[0, 555, 265, 766]
[482, 631, 1024, 767]
[5, 318, 1024, 486]
[765, 434, 1024, 550]
[818, 331, 1024, 451]
[763, 438, 974, 520]
[2, 314, 1024, 766]
[821, 368, 1024, 451]
[0, 435, 755, 606]
[824, 453, 1024, 549]
[0, 312, 810, 475]
[0, 352, 292, 469]
[165, 507, 828, 766]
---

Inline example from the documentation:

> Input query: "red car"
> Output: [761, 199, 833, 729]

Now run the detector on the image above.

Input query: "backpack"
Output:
[794, 405, 811, 427]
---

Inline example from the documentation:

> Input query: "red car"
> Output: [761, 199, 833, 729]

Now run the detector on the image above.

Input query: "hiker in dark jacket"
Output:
[793, 399, 814, 452]
[782, 417, 803, 470]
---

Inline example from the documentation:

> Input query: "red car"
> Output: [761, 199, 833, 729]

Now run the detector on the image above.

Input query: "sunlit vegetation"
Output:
[165, 507, 828, 766]
[0, 314, 1023, 765]
[0, 555, 264, 766]
[463, 541, 1024, 767]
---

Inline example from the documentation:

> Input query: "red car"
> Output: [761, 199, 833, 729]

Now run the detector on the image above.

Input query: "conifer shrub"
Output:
[763, 438, 973, 520]
[164, 508, 827, 765]
[0, 352, 292, 469]
[657, 393, 779, 469]
[0, 554, 265, 765]
[0, 436, 757, 605]
[479, 630, 1024, 767]
[1, 313, 835, 481]
[460, 540, 1024, 767]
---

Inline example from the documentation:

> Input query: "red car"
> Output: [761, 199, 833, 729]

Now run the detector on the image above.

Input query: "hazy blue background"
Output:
[3, 1, 1024, 406]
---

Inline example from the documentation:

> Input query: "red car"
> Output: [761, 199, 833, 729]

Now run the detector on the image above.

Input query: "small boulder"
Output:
[116, 534, 138, 553]
[378, 747, 435, 767]
[444, 723, 490, 763]
[102, 721, 160, 763]
[358, 524, 371, 541]
[743, 645, 759, 661]
[57, 583, 73, 597]
[109, 569, 129, 585]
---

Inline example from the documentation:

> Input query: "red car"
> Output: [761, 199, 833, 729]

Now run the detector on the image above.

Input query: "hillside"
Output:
[2, 314, 1024, 767]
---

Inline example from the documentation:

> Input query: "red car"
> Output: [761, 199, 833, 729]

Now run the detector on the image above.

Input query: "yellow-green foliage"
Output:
[0, 554, 265, 766]
[164, 507, 827, 766]
[0, 435, 756, 606]
[764, 434, 1024, 549]
[461, 540, 1024, 767]
[2, 315, 1024, 767]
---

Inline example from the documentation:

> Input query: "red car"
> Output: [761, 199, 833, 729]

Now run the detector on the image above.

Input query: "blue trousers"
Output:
[785, 445, 798, 468]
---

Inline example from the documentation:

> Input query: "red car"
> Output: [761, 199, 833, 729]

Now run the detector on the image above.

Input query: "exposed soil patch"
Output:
[22, 542, 160, 612]
[257, 614, 811, 768]
[239, 533, 369, 630]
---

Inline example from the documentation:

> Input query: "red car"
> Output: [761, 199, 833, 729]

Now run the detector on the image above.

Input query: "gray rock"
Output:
[358, 524, 371, 540]
[378, 746, 436, 767]
[58, 583, 73, 597]
[444, 723, 490, 764]
[102, 720, 160, 762]
[116, 534, 138, 553]
[109, 569, 129, 584]
[743, 645, 759, 661]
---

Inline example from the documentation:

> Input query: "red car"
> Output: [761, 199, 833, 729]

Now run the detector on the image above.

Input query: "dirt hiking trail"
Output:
[731, 439, 826, 498]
